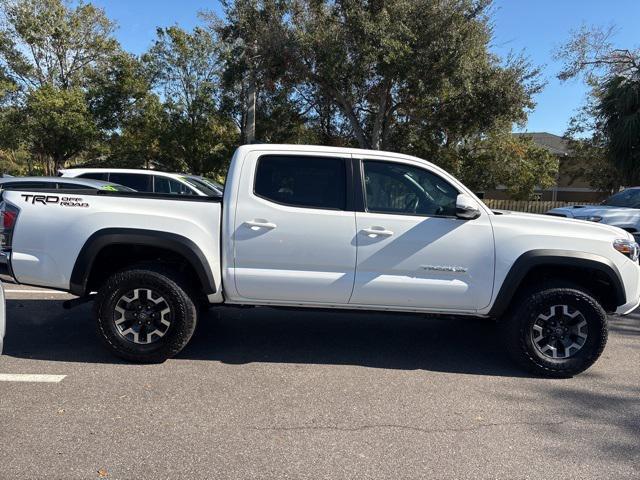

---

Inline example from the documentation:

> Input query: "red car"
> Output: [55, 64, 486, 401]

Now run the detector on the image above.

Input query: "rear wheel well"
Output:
[516, 265, 620, 312]
[86, 244, 205, 300]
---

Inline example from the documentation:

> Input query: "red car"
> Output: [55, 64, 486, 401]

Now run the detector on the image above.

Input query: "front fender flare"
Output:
[488, 249, 626, 317]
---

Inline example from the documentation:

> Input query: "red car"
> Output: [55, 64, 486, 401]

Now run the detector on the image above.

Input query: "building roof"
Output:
[513, 132, 570, 156]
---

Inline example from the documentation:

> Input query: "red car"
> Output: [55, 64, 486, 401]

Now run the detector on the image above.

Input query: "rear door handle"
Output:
[362, 227, 394, 237]
[245, 220, 277, 230]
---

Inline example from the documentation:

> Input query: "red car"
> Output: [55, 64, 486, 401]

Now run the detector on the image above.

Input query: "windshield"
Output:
[182, 176, 223, 196]
[602, 189, 640, 208]
[199, 177, 224, 192]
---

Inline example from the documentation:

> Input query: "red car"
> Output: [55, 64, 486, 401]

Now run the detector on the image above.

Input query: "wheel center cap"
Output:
[554, 326, 564, 336]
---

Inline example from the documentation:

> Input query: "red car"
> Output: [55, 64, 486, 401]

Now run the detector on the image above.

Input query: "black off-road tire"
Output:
[501, 284, 608, 378]
[94, 264, 198, 363]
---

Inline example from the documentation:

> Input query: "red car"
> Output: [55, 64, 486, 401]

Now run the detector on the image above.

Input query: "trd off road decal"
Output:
[21, 194, 89, 208]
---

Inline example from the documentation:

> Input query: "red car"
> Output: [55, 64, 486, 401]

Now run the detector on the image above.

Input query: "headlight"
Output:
[613, 239, 639, 261]
[575, 215, 602, 222]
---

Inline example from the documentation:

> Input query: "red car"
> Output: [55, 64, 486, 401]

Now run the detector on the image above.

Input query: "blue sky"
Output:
[91, 0, 640, 136]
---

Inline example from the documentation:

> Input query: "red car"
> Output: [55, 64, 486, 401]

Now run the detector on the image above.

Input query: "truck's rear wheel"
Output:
[502, 285, 608, 378]
[94, 265, 198, 363]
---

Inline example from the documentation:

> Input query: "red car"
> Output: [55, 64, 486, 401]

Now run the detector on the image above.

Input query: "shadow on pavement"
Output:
[609, 315, 640, 337]
[11, 298, 639, 378]
[544, 383, 640, 466]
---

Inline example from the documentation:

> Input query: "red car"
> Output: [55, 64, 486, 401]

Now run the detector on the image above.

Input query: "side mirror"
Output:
[456, 194, 481, 220]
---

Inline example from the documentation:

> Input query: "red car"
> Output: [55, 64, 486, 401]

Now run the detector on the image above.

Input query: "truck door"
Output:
[231, 151, 357, 304]
[350, 157, 495, 311]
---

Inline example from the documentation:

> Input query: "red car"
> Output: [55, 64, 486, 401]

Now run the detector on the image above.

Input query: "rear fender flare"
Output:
[70, 228, 216, 296]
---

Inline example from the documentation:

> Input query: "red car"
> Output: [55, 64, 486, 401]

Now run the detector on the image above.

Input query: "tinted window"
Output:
[1, 181, 51, 190]
[363, 161, 458, 216]
[182, 176, 221, 196]
[57, 182, 91, 189]
[109, 173, 151, 192]
[79, 172, 108, 181]
[154, 176, 193, 195]
[254, 155, 346, 210]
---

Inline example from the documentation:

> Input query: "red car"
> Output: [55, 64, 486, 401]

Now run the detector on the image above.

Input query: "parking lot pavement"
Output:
[1, 286, 639, 480]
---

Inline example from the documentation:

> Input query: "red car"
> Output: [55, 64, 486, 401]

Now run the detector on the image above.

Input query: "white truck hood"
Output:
[493, 208, 634, 241]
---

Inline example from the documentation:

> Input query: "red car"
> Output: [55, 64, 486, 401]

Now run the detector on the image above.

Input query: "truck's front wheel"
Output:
[94, 265, 198, 363]
[502, 284, 608, 378]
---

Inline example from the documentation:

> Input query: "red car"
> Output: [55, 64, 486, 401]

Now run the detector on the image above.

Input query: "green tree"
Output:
[598, 75, 640, 185]
[87, 52, 153, 133]
[0, 0, 119, 91]
[457, 134, 558, 200]
[109, 93, 164, 169]
[254, 87, 310, 143]
[209, 0, 293, 143]
[24, 85, 97, 174]
[286, 0, 541, 151]
[561, 108, 622, 193]
[556, 24, 640, 187]
[0, 0, 124, 171]
[143, 26, 238, 174]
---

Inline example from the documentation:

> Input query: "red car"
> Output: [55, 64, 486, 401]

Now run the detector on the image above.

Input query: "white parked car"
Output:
[547, 188, 640, 239]
[0, 176, 135, 192]
[59, 168, 223, 196]
[2, 144, 640, 377]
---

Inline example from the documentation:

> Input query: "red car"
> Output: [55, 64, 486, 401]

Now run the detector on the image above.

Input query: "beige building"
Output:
[487, 132, 609, 202]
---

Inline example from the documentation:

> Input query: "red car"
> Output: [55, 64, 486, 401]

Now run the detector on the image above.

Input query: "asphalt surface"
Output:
[0, 283, 639, 479]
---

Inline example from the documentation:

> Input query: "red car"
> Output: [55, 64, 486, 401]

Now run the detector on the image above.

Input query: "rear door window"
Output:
[254, 155, 347, 210]
[57, 183, 92, 189]
[153, 176, 193, 195]
[78, 172, 109, 181]
[108, 173, 151, 192]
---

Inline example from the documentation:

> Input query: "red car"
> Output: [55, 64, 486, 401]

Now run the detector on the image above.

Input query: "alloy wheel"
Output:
[531, 304, 588, 359]
[113, 288, 172, 345]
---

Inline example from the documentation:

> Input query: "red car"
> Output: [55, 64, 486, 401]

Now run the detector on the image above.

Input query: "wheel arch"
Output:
[70, 228, 217, 297]
[489, 249, 626, 317]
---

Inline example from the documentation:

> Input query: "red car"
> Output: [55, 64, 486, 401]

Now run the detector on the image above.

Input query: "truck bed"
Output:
[2, 189, 223, 300]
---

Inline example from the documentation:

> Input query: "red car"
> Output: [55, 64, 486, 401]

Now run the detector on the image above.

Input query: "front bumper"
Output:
[615, 260, 640, 315]
[615, 296, 640, 315]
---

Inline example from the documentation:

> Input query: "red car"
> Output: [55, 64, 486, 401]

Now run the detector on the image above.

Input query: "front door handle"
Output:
[362, 227, 394, 237]
[245, 220, 277, 230]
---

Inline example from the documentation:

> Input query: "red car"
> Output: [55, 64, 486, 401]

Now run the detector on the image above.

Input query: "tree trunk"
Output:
[245, 72, 256, 144]
[244, 38, 259, 145]
[371, 80, 392, 150]
[53, 155, 63, 176]
[323, 84, 370, 149]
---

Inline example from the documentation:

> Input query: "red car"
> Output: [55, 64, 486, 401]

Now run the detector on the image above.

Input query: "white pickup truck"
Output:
[1, 144, 639, 377]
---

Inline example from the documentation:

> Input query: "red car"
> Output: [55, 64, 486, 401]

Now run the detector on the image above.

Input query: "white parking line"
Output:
[4, 290, 69, 294]
[0, 374, 66, 383]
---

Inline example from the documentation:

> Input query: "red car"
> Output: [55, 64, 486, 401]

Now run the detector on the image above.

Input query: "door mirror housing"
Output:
[456, 194, 481, 220]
